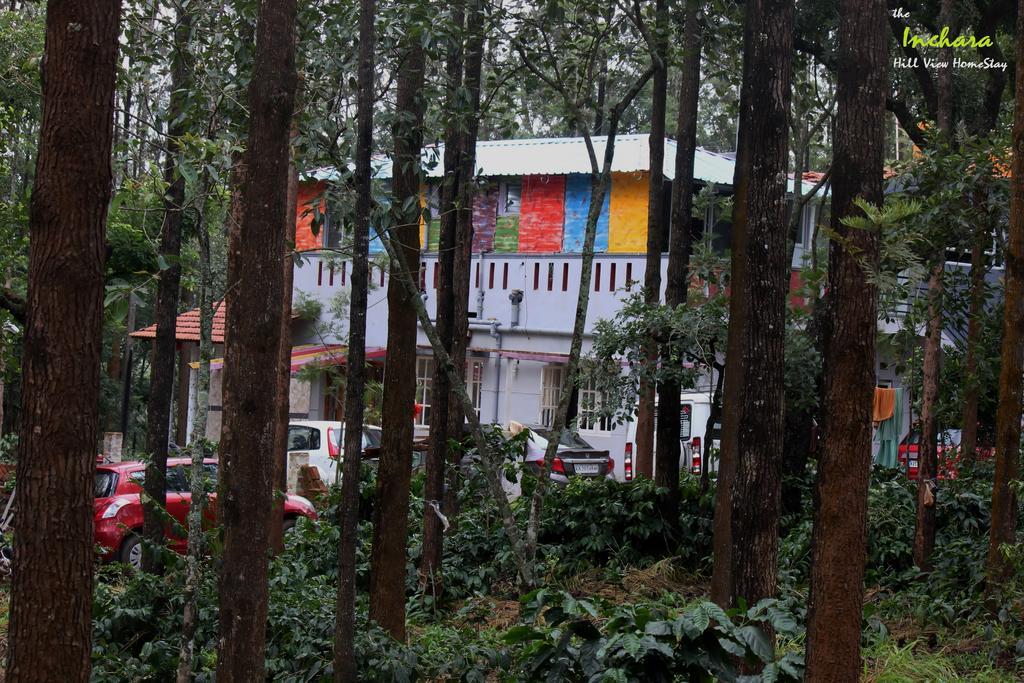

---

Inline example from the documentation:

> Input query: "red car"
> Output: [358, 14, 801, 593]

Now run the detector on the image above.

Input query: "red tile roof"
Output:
[130, 303, 226, 343]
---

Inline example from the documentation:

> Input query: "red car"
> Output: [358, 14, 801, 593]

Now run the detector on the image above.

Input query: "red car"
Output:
[897, 429, 994, 480]
[94, 458, 318, 568]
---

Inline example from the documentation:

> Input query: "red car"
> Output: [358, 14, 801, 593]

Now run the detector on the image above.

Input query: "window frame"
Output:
[539, 365, 565, 428]
[498, 178, 522, 216]
[577, 376, 612, 433]
[415, 356, 434, 427]
[467, 360, 484, 416]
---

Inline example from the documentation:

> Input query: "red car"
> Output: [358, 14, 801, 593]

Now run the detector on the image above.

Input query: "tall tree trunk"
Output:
[269, 121, 299, 555]
[959, 216, 988, 465]
[422, 0, 466, 594]
[717, 0, 794, 625]
[987, 0, 1024, 589]
[143, 7, 192, 573]
[655, 0, 701, 527]
[914, 263, 943, 571]
[333, 0, 375, 675]
[369, 35, 427, 642]
[444, 0, 484, 523]
[5, 0, 120, 679]
[804, 0, 886, 676]
[215, 0, 297, 676]
[914, 0, 954, 574]
[176, 182, 214, 683]
[635, 0, 668, 481]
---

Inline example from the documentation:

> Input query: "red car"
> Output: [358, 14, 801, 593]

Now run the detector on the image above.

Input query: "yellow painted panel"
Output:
[419, 188, 427, 248]
[608, 172, 649, 253]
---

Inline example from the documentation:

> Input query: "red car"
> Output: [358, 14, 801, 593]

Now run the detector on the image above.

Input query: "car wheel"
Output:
[119, 533, 142, 569]
[282, 518, 297, 536]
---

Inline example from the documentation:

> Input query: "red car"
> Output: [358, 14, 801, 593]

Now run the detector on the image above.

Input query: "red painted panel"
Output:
[518, 175, 566, 253]
[295, 181, 327, 251]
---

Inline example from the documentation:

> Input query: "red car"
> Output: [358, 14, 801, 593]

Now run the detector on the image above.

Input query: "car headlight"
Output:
[101, 499, 126, 519]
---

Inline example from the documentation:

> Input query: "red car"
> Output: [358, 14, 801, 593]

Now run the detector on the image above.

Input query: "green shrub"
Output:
[504, 588, 804, 682]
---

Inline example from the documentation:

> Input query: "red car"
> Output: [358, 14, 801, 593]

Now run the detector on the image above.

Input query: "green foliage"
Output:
[506, 589, 804, 682]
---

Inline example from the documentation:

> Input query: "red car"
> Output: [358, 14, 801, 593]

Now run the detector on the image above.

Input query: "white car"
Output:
[287, 420, 382, 486]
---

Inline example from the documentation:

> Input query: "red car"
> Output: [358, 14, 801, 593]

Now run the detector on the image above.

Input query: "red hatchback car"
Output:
[94, 458, 318, 568]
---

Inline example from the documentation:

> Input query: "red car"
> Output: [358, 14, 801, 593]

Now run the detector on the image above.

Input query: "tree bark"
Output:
[655, 0, 701, 527]
[804, 0, 886, 676]
[636, 0, 668, 482]
[914, 0, 955, 574]
[269, 121, 299, 555]
[176, 180, 214, 683]
[369, 34, 426, 642]
[444, 0, 485, 524]
[959, 210, 988, 465]
[215, 0, 297, 677]
[421, 0, 466, 594]
[987, 0, 1024, 589]
[5, 0, 120, 679]
[721, 0, 794, 627]
[333, 0, 375, 675]
[914, 263, 942, 571]
[143, 7, 192, 573]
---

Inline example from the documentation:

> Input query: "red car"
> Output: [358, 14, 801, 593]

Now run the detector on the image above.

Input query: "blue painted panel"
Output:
[562, 174, 609, 253]
[369, 227, 385, 254]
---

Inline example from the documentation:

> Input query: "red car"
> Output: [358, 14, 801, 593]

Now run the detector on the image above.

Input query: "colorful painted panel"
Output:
[472, 185, 498, 252]
[426, 218, 441, 252]
[562, 174, 609, 253]
[493, 215, 519, 252]
[608, 172, 649, 253]
[369, 229, 385, 254]
[295, 181, 326, 251]
[518, 175, 566, 252]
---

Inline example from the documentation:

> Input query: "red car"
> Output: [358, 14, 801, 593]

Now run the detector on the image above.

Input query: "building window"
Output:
[578, 377, 611, 432]
[499, 179, 521, 215]
[467, 360, 484, 415]
[540, 365, 565, 427]
[415, 357, 434, 426]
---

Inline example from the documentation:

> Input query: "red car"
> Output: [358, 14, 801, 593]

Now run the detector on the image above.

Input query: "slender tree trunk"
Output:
[656, 0, 701, 527]
[444, 0, 484, 524]
[914, 0, 954, 574]
[176, 183, 214, 683]
[215, 0, 297, 676]
[519, 72, 655, 579]
[804, 0, 886, 676]
[369, 35, 426, 642]
[987, 0, 1024, 588]
[333, 0, 375, 675]
[5, 0, 120, 679]
[143, 7, 192, 573]
[269, 122, 299, 555]
[636, 0, 668, 482]
[422, 0, 466, 594]
[719, 0, 794, 627]
[959, 216, 987, 465]
[914, 263, 942, 571]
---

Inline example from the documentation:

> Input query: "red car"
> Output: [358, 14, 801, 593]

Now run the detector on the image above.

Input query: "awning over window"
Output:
[190, 344, 387, 373]
[498, 349, 571, 364]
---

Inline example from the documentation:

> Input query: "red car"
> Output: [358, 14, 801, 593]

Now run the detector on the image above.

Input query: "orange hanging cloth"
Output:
[873, 387, 897, 423]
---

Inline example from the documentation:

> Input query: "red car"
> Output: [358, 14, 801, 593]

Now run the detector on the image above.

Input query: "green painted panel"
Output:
[493, 215, 519, 253]
[427, 218, 441, 252]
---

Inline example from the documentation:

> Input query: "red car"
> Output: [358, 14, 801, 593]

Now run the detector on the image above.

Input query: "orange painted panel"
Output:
[295, 181, 327, 251]
[608, 172, 649, 253]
